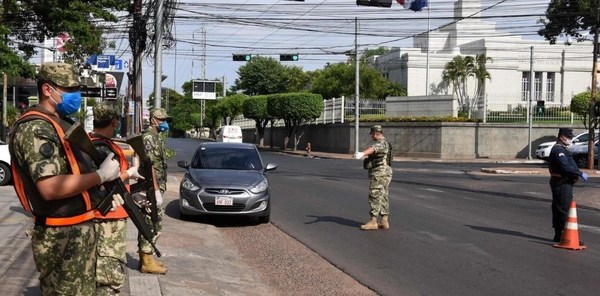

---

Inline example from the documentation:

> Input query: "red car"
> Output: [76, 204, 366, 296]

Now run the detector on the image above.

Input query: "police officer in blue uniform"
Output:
[548, 128, 588, 242]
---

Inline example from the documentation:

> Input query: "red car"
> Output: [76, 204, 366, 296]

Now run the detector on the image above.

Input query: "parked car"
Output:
[536, 132, 596, 161]
[215, 125, 243, 143]
[177, 142, 277, 223]
[569, 140, 599, 168]
[0, 141, 12, 186]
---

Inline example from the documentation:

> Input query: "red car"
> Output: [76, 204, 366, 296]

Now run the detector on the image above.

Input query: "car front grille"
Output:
[203, 203, 246, 212]
[204, 188, 245, 195]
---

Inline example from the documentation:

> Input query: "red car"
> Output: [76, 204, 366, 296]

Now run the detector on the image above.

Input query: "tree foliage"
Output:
[571, 91, 592, 127]
[442, 54, 492, 118]
[243, 95, 271, 145]
[2, 1, 128, 69]
[234, 56, 288, 95]
[538, 0, 598, 45]
[168, 97, 201, 138]
[267, 92, 323, 150]
[214, 94, 247, 125]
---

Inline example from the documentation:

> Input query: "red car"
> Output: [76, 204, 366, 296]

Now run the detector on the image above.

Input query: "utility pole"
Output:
[354, 17, 360, 154]
[588, 2, 600, 170]
[153, 0, 164, 109]
[527, 46, 534, 160]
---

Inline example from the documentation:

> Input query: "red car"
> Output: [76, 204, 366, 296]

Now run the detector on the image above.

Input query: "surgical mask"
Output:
[51, 86, 82, 116]
[158, 121, 169, 132]
[565, 138, 573, 146]
[113, 120, 121, 137]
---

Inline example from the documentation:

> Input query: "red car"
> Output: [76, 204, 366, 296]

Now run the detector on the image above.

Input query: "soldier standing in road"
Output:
[91, 102, 144, 295]
[8, 62, 123, 295]
[353, 125, 393, 230]
[136, 107, 171, 274]
[548, 128, 588, 242]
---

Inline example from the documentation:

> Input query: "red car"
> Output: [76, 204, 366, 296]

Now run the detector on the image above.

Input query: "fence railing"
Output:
[230, 95, 584, 128]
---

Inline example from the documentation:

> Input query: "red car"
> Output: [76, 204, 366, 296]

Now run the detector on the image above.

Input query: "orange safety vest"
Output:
[10, 108, 101, 226]
[90, 135, 129, 219]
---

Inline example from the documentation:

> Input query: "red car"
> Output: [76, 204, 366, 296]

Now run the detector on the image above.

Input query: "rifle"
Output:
[64, 122, 161, 257]
[126, 135, 160, 228]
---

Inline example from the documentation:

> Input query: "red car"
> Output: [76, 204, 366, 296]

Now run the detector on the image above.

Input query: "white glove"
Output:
[353, 152, 365, 159]
[155, 190, 163, 206]
[111, 193, 124, 211]
[126, 165, 145, 180]
[132, 192, 150, 208]
[97, 152, 120, 183]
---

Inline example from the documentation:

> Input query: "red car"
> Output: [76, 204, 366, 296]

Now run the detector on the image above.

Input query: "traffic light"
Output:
[356, 0, 392, 7]
[233, 54, 251, 62]
[280, 54, 299, 61]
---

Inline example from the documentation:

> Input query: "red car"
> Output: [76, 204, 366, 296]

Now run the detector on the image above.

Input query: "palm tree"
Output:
[442, 54, 492, 118]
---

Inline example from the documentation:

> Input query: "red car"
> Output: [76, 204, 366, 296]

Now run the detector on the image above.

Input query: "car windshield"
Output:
[191, 146, 262, 170]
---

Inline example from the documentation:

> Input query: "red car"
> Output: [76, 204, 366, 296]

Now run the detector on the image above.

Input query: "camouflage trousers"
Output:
[94, 219, 127, 296]
[137, 206, 164, 255]
[30, 221, 96, 296]
[368, 167, 393, 217]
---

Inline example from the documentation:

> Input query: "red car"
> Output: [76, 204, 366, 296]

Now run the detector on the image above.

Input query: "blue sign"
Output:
[114, 59, 123, 71]
[96, 55, 116, 69]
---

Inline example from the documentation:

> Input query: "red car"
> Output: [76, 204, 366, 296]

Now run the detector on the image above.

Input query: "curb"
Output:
[480, 168, 541, 175]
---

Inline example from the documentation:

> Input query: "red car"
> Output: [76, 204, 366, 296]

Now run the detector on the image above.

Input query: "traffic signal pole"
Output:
[354, 17, 360, 154]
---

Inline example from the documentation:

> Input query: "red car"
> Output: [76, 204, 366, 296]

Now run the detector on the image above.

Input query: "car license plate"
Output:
[215, 196, 233, 206]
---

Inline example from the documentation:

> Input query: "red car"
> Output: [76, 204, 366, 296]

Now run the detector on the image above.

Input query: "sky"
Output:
[47, 0, 554, 98]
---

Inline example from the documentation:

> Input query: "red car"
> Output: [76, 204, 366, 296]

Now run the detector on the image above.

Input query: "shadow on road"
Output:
[163, 199, 263, 227]
[466, 224, 553, 242]
[304, 215, 362, 227]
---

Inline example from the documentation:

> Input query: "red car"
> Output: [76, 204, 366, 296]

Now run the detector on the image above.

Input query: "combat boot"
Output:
[360, 217, 378, 230]
[378, 215, 389, 230]
[139, 252, 167, 274]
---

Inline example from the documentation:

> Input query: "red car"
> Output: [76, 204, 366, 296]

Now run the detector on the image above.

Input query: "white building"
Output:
[372, 0, 595, 113]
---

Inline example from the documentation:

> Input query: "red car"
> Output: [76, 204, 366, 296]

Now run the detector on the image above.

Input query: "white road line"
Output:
[579, 224, 600, 235]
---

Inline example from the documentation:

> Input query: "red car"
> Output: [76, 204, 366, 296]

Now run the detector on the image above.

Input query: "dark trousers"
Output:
[549, 178, 573, 231]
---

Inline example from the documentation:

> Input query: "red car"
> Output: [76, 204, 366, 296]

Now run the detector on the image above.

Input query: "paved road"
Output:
[265, 152, 600, 295]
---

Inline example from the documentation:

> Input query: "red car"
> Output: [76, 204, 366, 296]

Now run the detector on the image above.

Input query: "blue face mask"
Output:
[51, 87, 82, 116]
[158, 121, 169, 132]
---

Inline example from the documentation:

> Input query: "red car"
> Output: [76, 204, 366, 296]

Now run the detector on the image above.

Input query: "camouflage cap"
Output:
[150, 108, 171, 122]
[93, 101, 120, 121]
[370, 125, 383, 134]
[37, 62, 81, 88]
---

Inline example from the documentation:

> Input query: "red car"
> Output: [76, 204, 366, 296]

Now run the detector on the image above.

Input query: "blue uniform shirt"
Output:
[548, 142, 582, 180]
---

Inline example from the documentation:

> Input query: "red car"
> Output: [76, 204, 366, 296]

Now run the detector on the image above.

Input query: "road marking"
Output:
[579, 224, 600, 235]
[417, 231, 447, 241]
[422, 188, 445, 193]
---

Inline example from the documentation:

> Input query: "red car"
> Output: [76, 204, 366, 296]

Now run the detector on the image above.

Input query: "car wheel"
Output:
[574, 155, 588, 169]
[0, 162, 12, 186]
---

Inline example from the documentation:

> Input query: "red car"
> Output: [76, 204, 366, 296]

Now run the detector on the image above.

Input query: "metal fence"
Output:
[230, 94, 584, 128]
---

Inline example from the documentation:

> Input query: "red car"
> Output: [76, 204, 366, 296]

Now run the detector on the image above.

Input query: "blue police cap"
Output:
[558, 128, 574, 138]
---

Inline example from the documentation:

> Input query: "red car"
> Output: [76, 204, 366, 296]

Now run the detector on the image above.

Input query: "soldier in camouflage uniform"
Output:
[353, 125, 393, 230]
[9, 62, 122, 295]
[135, 107, 170, 274]
[91, 102, 144, 295]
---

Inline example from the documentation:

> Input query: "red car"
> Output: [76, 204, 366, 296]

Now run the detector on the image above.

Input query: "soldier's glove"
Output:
[581, 172, 589, 182]
[132, 192, 151, 209]
[97, 152, 121, 183]
[155, 190, 163, 206]
[126, 165, 145, 180]
[353, 152, 365, 159]
[111, 194, 125, 211]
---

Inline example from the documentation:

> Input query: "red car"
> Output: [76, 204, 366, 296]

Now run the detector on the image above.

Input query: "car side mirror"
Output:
[177, 160, 189, 168]
[264, 163, 277, 172]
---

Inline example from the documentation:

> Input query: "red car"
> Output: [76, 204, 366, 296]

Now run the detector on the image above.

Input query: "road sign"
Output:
[105, 87, 118, 100]
[81, 87, 103, 98]
[114, 59, 123, 71]
[192, 80, 217, 100]
[97, 55, 110, 69]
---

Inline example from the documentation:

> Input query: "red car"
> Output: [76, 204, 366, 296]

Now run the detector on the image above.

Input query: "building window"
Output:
[534, 72, 542, 101]
[546, 72, 555, 102]
[522, 72, 530, 101]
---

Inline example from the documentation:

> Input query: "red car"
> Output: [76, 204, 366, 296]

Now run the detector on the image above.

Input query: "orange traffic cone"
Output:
[553, 201, 586, 250]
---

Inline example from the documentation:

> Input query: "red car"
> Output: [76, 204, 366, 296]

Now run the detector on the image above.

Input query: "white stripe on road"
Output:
[579, 224, 600, 235]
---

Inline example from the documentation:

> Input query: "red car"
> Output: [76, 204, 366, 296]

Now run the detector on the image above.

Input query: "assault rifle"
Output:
[126, 135, 160, 229]
[64, 122, 161, 257]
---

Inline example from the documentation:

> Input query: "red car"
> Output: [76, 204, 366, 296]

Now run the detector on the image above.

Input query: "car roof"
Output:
[198, 142, 256, 149]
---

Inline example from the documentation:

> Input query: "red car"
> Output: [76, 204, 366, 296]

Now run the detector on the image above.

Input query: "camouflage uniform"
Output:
[92, 102, 128, 295]
[367, 137, 393, 217]
[138, 108, 169, 254]
[10, 62, 97, 295]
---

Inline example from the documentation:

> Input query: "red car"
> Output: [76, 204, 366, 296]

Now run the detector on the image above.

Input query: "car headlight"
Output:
[249, 180, 268, 194]
[181, 178, 200, 191]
